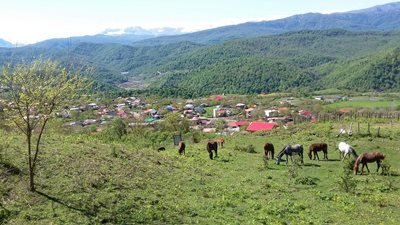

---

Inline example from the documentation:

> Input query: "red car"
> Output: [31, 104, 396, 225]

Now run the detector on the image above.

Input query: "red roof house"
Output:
[246, 122, 278, 132]
[228, 121, 248, 127]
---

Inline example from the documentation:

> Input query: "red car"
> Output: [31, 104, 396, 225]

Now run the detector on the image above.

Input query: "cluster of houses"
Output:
[0, 93, 351, 133]
[58, 95, 324, 134]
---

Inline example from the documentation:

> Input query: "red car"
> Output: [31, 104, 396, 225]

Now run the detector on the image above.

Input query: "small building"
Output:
[246, 122, 278, 132]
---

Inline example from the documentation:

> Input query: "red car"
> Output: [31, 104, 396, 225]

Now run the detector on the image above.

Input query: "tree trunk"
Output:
[27, 133, 35, 192]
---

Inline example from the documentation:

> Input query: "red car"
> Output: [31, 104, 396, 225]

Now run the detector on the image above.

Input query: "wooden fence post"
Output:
[367, 122, 370, 135]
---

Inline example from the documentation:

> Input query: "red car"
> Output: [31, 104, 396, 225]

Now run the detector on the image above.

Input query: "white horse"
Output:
[338, 142, 358, 161]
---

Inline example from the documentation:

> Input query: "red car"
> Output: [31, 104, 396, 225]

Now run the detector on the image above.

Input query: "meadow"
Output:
[0, 120, 399, 225]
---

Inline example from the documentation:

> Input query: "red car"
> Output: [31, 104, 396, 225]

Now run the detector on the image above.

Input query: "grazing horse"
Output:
[157, 147, 166, 152]
[338, 142, 358, 161]
[217, 137, 225, 148]
[178, 141, 186, 155]
[264, 142, 275, 159]
[354, 152, 385, 175]
[308, 143, 328, 160]
[275, 144, 304, 165]
[207, 140, 218, 160]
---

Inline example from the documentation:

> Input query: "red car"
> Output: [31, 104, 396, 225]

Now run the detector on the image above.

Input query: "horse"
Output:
[354, 152, 385, 175]
[178, 141, 186, 155]
[308, 143, 328, 160]
[264, 142, 275, 159]
[275, 144, 304, 165]
[207, 140, 218, 160]
[157, 147, 166, 152]
[217, 137, 225, 148]
[338, 142, 358, 161]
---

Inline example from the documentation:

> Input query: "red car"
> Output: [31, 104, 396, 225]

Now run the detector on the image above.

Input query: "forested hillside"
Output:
[147, 30, 400, 97]
[1, 30, 400, 97]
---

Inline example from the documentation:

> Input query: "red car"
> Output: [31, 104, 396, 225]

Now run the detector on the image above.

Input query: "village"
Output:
[55, 94, 352, 134]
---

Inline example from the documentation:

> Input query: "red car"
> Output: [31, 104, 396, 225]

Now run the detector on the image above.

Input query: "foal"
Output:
[354, 152, 385, 175]
[217, 137, 225, 148]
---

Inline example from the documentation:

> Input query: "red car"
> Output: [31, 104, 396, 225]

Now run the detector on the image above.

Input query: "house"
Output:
[245, 108, 255, 118]
[265, 109, 279, 118]
[236, 103, 246, 109]
[228, 121, 248, 127]
[246, 122, 278, 132]
[298, 110, 312, 118]
[214, 95, 223, 101]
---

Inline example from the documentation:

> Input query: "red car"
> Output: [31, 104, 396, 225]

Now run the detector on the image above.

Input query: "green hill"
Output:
[1, 30, 400, 97]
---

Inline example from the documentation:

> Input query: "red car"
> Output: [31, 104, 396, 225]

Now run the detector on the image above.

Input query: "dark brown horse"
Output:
[207, 140, 218, 160]
[308, 143, 328, 160]
[354, 152, 385, 175]
[178, 141, 186, 155]
[217, 137, 225, 148]
[264, 142, 275, 159]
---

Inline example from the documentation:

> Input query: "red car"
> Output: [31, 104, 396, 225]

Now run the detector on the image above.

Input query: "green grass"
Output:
[328, 99, 400, 109]
[1, 122, 400, 224]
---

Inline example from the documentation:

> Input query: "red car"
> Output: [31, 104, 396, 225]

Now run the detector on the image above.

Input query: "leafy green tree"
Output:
[159, 112, 190, 133]
[0, 59, 91, 191]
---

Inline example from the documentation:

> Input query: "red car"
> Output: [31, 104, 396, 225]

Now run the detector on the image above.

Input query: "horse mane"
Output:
[276, 145, 288, 160]
[350, 147, 358, 158]
[353, 154, 362, 171]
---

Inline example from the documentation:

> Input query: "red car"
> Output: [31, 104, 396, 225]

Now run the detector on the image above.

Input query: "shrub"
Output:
[338, 159, 357, 193]
[234, 144, 257, 153]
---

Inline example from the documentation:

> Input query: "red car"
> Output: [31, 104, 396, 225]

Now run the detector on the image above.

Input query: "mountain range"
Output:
[0, 39, 13, 48]
[1, 2, 400, 97]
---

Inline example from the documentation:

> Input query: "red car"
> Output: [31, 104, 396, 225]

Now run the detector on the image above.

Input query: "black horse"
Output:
[275, 144, 304, 165]
[207, 141, 218, 160]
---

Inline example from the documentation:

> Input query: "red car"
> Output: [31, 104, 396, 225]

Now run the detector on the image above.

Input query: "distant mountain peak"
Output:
[349, 1, 400, 14]
[101, 26, 185, 36]
[0, 38, 13, 48]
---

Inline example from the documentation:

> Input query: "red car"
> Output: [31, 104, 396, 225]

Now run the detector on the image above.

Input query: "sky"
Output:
[0, 0, 398, 44]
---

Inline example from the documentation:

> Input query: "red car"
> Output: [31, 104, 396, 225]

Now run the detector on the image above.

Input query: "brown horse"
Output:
[354, 152, 385, 175]
[217, 137, 225, 148]
[207, 140, 218, 160]
[264, 142, 275, 159]
[178, 141, 186, 155]
[308, 143, 328, 160]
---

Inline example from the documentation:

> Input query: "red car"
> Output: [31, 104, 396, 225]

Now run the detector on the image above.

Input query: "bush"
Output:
[338, 159, 357, 193]
[295, 176, 318, 185]
[234, 144, 257, 153]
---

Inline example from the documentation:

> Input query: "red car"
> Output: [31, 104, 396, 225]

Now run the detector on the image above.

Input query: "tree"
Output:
[159, 112, 190, 133]
[0, 60, 91, 191]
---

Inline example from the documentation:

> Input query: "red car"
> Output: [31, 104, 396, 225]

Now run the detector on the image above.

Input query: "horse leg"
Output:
[215, 149, 218, 158]
[325, 151, 328, 160]
[365, 163, 370, 174]
[316, 152, 320, 161]
[376, 161, 381, 173]
[208, 150, 213, 160]
[286, 155, 289, 165]
[361, 164, 365, 175]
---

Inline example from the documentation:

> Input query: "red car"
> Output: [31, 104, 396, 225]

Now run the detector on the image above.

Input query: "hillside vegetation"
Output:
[1, 121, 400, 224]
[1, 30, 400, 97]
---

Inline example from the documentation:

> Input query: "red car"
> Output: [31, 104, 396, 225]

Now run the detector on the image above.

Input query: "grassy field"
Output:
[327, 98, 400, 109]
[1, 122, 400, 224]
